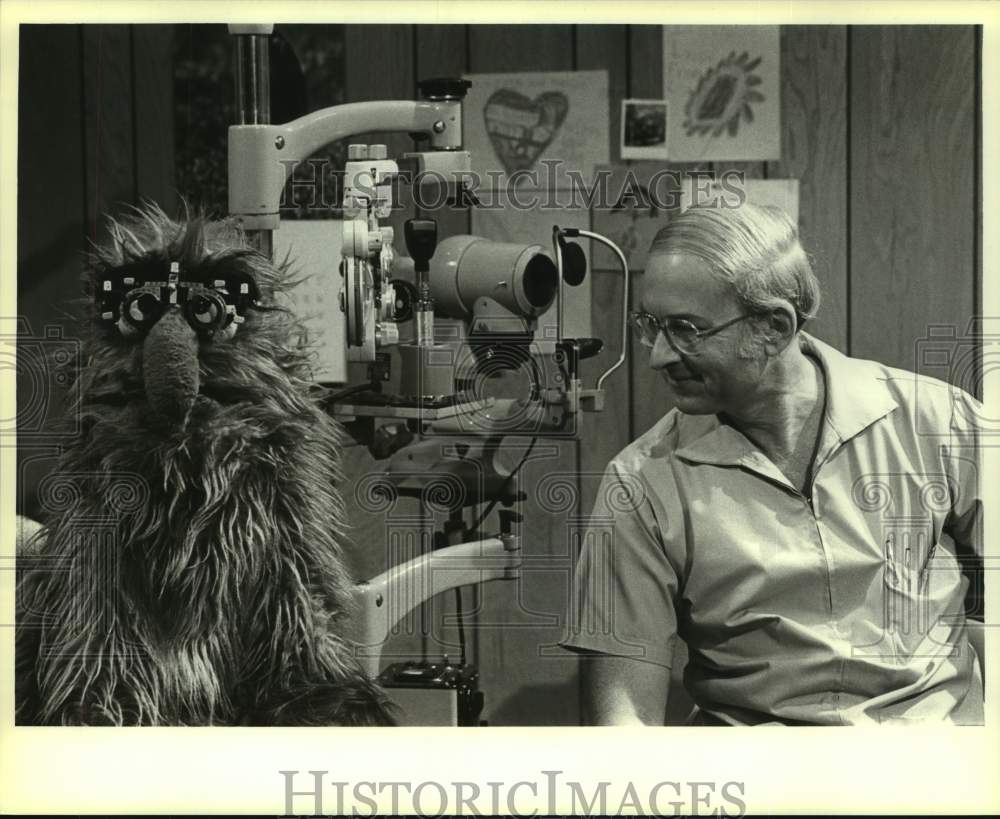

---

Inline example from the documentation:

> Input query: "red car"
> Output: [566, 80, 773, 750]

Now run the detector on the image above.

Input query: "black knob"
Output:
[555, 227, 587, 287]
[404, 218, 438, 274]
[558, 337, 604, 363]
[560, 239, 587, 286]
[388, 278, 418, 322]
[418, 77, 472, 100]
[498, 509, 523, 535]
[369, 423, 414, 460]
[576, 337, 604, 360]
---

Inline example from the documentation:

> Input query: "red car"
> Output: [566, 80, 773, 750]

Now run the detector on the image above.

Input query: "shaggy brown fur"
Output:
[16, 204, 395, 725]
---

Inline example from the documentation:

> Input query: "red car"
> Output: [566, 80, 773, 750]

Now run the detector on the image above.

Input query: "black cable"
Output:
[454, 587, 466, 667]
[318, 380, 377, 403]
[467, 436, 537, 535]
[452, 436, 535, 670]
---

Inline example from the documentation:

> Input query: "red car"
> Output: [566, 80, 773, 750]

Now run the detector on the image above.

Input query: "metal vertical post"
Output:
[229, 24, 274, 257]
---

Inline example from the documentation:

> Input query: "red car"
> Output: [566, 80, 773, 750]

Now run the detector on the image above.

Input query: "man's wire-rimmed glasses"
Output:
[628, 311, 754, 355]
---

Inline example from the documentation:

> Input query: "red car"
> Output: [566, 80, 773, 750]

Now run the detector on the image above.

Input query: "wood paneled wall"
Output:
[17, 24, 176, 522]
[17, 24, 980, 726]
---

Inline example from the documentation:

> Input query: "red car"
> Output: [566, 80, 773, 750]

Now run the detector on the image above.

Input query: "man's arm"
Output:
[560, 460, 682, 723]
[580, 653, 670, 725]
[944, 387, 983, 560]
[943, 388, 985, 669]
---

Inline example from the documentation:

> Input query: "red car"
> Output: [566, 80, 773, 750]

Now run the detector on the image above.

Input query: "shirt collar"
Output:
[673, 333, 899, 467]
[802, 333, 898, 442]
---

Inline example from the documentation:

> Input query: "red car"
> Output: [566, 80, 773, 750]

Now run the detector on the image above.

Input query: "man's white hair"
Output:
[649, 203, 821, 327]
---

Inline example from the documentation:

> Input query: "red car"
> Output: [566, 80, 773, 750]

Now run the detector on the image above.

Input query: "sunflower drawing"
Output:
[683, 51, 765, 138]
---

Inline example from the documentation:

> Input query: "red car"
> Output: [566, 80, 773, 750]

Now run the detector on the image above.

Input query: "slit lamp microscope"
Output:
[227, 25, 631, 724]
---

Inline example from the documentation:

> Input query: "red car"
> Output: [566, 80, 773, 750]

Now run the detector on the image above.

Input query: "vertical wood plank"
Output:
[575, 24, 629, 512]
[133, 25, 177, 212]
[463, 24, 580, 725]
[82, 24, 136, 239]
[468, 25, 574, 72]
[416, 24, 467, 78]
[850, 26, 975, 376]
[628, 25, 661, 99]
[341, 26, 417, 242]
[16, 24, 89, 519]
[415, 25, 470, 240]
[768, 26, 848, 352]
[578, 25, 628, 165]
[343, 25, 416, 154]
[627, 26, 678, 441]
[568, 31, 644, 715]
[17, 25, 87, 283]
[16, 25, 88, 310]
[714, 161, 765, 179]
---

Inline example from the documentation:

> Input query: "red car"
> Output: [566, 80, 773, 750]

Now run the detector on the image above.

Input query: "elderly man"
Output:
[561, 204, 983, 725]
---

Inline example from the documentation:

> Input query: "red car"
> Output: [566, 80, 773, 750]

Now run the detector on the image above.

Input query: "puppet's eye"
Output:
[123, 292, 161, 328]
[186, 292, 229, 336]
[191, 295, 219, 325]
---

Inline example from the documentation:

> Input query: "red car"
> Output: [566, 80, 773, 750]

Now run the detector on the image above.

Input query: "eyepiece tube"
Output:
[428, 235, 558, 322]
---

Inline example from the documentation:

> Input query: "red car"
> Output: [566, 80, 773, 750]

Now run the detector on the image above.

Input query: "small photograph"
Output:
[621, 98, 669, 159]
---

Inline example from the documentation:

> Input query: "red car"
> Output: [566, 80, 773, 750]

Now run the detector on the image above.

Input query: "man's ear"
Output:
[761, 305, 797, 356]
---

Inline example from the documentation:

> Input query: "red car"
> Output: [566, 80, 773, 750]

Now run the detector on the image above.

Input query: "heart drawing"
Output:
[483, 89, 569, 174]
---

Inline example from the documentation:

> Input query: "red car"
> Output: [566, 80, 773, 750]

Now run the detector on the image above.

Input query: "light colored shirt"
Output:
[561, 334, 984, 724]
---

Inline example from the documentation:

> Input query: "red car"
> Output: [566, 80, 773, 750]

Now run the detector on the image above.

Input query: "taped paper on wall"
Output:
[463, 70, 610, 190]
[590, 164, 681, 272]
[273, 219, 347, 383]
[680, 176, 799, 223]
[662, 26, 781, 161]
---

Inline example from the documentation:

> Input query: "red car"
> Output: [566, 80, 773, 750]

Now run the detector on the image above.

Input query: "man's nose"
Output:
[648, 332, 681, 369]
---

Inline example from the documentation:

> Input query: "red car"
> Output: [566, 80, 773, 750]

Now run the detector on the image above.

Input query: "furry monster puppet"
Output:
[16, 205, 394, 726]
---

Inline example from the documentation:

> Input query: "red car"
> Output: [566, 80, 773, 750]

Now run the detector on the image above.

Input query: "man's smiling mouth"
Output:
[665, 369, 702, 384]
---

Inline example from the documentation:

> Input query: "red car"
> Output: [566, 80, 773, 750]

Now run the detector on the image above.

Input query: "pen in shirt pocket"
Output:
[884, 535, 905, 591]
[886, 534, 936, 593]
[918, 542, 937, 592]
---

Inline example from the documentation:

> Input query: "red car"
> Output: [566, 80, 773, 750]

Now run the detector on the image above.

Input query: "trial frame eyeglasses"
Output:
[628, 311, 755, 355]
[95, 263, 260, 340]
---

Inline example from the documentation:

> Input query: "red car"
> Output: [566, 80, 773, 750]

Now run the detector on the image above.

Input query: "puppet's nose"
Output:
[143, 307, 200, 428]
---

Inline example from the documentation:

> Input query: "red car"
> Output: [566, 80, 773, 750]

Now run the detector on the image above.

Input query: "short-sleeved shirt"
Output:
[560, 333, 984, 725]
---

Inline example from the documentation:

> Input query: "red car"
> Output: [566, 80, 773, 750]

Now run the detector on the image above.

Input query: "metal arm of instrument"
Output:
[347, 534, 522, 678]
[229, 99, 464, 231]
[575, 228, 630, 391]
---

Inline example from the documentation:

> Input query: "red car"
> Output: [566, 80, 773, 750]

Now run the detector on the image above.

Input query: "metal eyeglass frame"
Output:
[629, 311, 755, 355]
